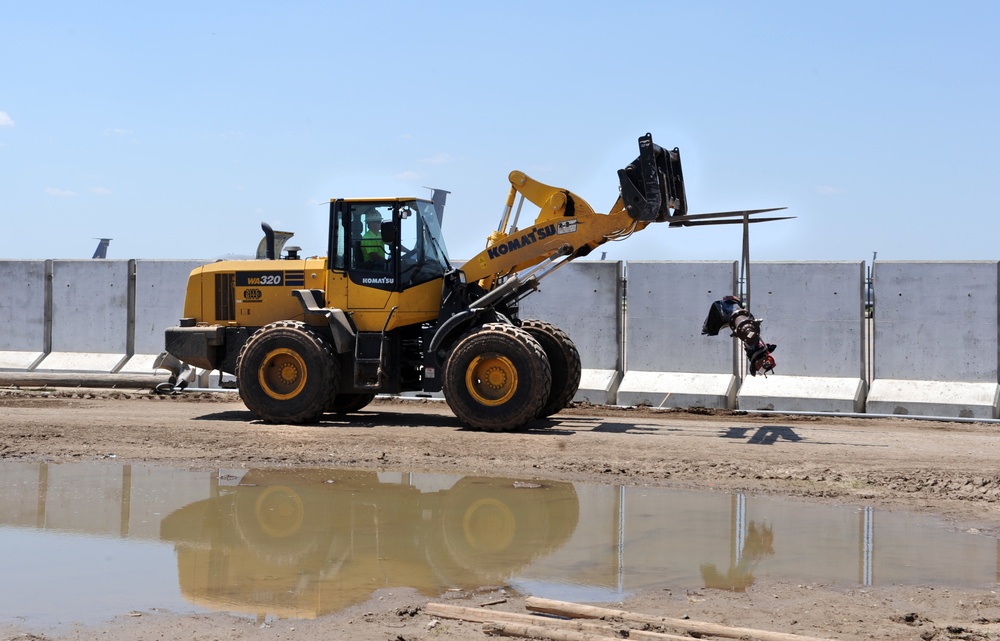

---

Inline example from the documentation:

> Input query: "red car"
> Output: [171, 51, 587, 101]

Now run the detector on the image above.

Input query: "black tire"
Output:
[520, 319, 582, 418]
[442, 323, 551, 432]
[236, 321, 338, 424]
[326, 393, 376, 414]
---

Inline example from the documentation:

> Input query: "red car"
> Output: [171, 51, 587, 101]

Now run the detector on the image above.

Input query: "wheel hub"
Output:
[482, 366, 508, 390]
[276, 362, 300, 385]
[259, 348, 308, 400]
[466, 354, 518, 406]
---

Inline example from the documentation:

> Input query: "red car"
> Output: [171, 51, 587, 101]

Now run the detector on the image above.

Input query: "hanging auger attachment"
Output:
[701, 296, 777, 376]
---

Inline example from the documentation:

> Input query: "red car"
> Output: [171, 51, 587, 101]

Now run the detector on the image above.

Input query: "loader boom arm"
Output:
[462, 133, 687, 289]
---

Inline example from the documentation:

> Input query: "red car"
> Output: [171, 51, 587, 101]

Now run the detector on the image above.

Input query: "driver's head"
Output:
[363, 209, 382, 228]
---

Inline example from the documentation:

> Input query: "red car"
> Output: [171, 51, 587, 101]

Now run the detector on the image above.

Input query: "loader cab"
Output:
[330, 198, 451, 292]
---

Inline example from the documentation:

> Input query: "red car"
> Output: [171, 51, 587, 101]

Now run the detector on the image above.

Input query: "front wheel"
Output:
[236, 321, 338, 424]
[442, 323, 551, 432]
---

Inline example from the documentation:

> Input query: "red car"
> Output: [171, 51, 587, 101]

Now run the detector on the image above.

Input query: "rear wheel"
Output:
[442, 323, 551, 432]
[326, 393, 376, 414]
[236, 321, 338, 424]
[521, 320, 582, 418]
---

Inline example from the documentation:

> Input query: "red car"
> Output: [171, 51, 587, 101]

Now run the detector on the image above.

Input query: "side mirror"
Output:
[380, 220, 398, 244]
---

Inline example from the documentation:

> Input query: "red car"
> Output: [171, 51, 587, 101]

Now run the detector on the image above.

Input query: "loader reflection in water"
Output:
[159, 470, 579, 618]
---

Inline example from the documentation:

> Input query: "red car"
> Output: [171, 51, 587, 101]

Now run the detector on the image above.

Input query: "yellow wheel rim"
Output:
[462, 498, 516, 553]
[465, 354, 518, 406]
[255, 486, 305, 538]
[259, 348, 307, 400]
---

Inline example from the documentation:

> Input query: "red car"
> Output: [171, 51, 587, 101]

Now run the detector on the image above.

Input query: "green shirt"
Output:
[360, 229, 386, 264]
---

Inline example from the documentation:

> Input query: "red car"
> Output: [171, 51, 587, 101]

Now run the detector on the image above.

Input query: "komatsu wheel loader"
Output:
[163, 133, 785, 431]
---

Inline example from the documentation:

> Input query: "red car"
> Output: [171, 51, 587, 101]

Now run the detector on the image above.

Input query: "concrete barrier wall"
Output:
[867, 261, 1000, 418]
[2, 258, 999, 419]
[737, 262, 868, 413]
[873, 261, 998, 381]
[741, 262, 865, 378]
[40, 260, 131, 371]
[127, 260, 204, 372]
[519, 261, 622, 371]
[0, 259, 203, 375]
[0, 261, 47, 369]
[135, 261, 198, 354]
[616, 261, 739, 409]
[519, 261, 623, 404]
[625, 261, 738, 374]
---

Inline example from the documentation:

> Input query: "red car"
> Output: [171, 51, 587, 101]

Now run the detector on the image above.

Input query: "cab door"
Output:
[329, 200, 395, 331]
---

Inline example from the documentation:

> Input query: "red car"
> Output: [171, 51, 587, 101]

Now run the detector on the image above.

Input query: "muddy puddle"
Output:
[0, 461, 996, 627]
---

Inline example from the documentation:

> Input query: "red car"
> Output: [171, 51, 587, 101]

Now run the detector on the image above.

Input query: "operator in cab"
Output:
[360, 208, 388, 269]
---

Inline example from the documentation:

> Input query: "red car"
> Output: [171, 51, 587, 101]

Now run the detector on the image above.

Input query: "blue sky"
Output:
[2, 2, 998, 263]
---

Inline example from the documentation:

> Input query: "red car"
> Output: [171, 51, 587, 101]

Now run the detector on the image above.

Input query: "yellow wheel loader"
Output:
[163, 133, 786, 431]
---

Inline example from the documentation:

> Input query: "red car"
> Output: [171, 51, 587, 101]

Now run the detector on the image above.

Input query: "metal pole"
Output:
[742, 210, 751, 310]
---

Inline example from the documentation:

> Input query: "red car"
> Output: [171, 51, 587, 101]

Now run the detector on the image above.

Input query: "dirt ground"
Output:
[1, 387, 999, 641]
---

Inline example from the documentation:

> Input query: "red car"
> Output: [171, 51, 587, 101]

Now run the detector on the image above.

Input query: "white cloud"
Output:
[0, 111, 12, 127]
[816, 185, 845, 196]
[46, 187, 78, 197]
[394, 170, 420, 180]
[103, 127, 133, 137]
[89, 187, 113, 195]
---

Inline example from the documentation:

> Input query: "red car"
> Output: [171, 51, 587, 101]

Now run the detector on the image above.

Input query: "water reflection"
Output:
[0, 461, 997, 627]
[697, 493, 775, 591]
[701, 521, 775, 591]
[159, 470, 579, 617]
